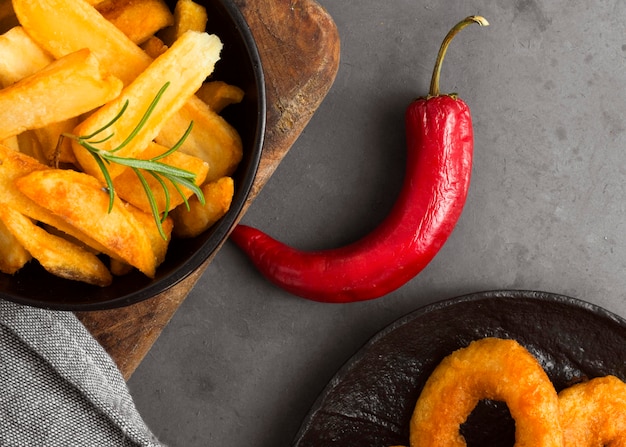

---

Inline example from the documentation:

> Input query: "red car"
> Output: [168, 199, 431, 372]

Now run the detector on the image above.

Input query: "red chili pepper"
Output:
[230, 16, 489, 303]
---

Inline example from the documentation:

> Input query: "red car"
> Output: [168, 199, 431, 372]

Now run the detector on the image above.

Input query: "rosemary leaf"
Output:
[60, 82, 205, 240]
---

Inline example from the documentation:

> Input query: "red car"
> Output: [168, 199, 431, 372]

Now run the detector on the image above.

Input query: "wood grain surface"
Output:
[76, 0, 340, 380]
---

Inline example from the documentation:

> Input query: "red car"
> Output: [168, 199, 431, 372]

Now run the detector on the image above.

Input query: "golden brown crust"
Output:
[407, 338, 563, 447]
[559, 375, 626, 447]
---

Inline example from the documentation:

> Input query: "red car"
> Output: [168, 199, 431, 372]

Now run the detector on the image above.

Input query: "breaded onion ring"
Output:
[406, 337, 563, 447]
[558, 375, 626, 447]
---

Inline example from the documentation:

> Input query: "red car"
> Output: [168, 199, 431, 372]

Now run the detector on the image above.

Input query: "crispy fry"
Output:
[0, 136, 19, 151]
[171, 176, 233, 238]
[0, 48, 123, 140]
[109, 258, 133, 276]
[12, 0, 152, 85]
[0, 143, 112, 256]
[125, 202, 172, 267]
[196, 80, 244, 113]
[96, 0, 174, 45]
[141, 35, 168, 58]
[157, 95, 242, 183]
[33, 118, 80, 165]
[0, 218, 31, 274]
[0, 206, 112, 286]
[0, 26, 53, 87]
[113, 142, 209, 214]
[15, 169, 157, 277]
[72, 30, 222, 180]
[16, 131, 46, 163]
[159, 0, 207, 46]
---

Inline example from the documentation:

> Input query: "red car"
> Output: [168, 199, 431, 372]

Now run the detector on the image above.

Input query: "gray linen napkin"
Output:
[0, 300, 164, 447]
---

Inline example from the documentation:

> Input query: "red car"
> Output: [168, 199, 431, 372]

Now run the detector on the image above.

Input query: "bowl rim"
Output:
[1, 0, 266, 311]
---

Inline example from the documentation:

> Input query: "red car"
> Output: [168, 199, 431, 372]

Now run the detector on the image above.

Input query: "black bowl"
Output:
[0, 0, 265, 310]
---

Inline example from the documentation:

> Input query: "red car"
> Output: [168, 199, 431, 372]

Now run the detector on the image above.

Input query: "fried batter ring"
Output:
[559, 375, 626, 447]
[406, 337, 563, 447]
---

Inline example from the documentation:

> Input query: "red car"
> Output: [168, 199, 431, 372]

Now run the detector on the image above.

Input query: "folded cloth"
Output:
[0, 300, 164, 447]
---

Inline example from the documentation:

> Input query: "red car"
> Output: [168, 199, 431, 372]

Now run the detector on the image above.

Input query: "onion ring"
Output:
[404, 337, 563, 447]
[558, 375, 626, 447]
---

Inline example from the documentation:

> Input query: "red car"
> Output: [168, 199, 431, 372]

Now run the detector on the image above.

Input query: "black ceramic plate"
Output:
[292, 290, 626, 447]
[0, 0, 265, 310]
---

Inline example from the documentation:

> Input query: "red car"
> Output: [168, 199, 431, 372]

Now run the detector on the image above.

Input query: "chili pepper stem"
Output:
[429, 15, 489, 98]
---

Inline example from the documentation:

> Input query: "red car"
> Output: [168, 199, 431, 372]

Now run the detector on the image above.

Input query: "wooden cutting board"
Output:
[76, 0, 340, 380]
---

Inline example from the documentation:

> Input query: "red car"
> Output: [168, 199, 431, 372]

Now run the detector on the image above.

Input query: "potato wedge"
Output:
[125, 202, 172, 267]
[33, 117, 80, 165]
[0, 206, 112, 286]
[196, 80, 244, 113]
[0, 218, 31, 274]
[159, 0, 207, 46]
[96, 0, 174, 45]
[12, 0, 152, 85]
[72, 30, 222, 181]
[0, 146, 108, 254]
[141, 35, 168, 58]
[0, 26, 53, 87]
[171, 176, 234, 238]
[0, 48, 123, 140]
[113, 142, 209, 214]
[15, 169, 157, 277]
[1, 136, 19, 151]
[157, 95, 242, 183]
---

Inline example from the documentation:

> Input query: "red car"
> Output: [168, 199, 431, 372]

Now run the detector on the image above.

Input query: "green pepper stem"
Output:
[429, 15, 489, 97]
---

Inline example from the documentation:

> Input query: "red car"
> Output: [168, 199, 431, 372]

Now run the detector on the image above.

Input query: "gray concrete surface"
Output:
[128, 1, 626, 445]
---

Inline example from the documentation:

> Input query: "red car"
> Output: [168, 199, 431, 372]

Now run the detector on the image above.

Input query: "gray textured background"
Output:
[128, 1, 626, 445]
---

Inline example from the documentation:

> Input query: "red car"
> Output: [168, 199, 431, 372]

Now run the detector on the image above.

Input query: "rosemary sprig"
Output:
[61, 82, 205, 240]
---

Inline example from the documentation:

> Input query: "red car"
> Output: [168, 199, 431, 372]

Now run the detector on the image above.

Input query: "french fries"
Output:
[0, 218, 31, 274]
[196, 80, 244, 113]
[96, 0, 174, 45]
[171, 176, 234, 238]
[159, 0, 207, 46]
[0, 48, 123, 140]
[157, 95, 243, 182]
[113, 142, 209, 214]
[0, 26, 52, 87]
[12, 0, 152, 85]
[0, 206, 113, 286]
[15, 169, 158, 277]
[0, 0, 248, 286]
[72, 30, 222, 180]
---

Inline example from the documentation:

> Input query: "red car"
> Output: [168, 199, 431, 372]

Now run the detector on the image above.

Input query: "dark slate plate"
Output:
[292, 290, 626, 447]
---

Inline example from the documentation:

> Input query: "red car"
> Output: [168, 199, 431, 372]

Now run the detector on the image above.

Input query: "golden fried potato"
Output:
[1, 136, 19, 151]
[141, 35, 168, 58]
[0, 26, 52, 88]
[15, 169, 157, 277]
[113, 142, 209, 214]
[0, 48, 123, 140]
[196, 80, 244, 113]
[0, 218, 31, 274]
[12, 0, 152, 85]
[157, 95, 242, 183]
[125, 202, 172, 267]
[0, 206, 112, 286]
[72, 30, 222, 181]
[0, 144, 110, 254]
[96, 0, 174, 45]
[33, 117, 80, 165]
[159, 0, 207, 46]
[171, 176, 234, 238]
